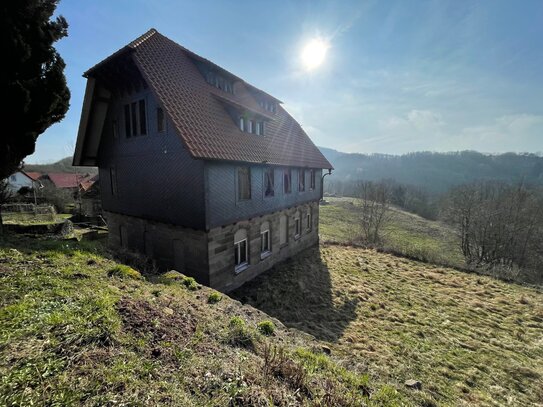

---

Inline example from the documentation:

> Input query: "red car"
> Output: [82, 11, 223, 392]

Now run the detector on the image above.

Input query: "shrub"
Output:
[257, 320, 275, 336]
[161, 270, 184, 281]
[107, 264, 142, 280]
[182, 276, 199, 291]
[226, 316, 254, 348]
[208, 292, 222, 304]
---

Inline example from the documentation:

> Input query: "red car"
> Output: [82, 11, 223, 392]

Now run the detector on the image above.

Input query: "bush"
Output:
[162, 270, 184, 281]
[182, 276, 199, 291]
[227, 316, 254, 348]
[208, 292, 222, 304]
[107, 264, 142, 280]
[257, 320, 275, 336]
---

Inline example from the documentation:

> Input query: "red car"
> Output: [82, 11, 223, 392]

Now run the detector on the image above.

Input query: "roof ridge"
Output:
[127, 28, 158, 49]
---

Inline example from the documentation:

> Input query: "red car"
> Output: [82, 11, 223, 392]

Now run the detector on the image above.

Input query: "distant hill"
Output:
[24, 157, 98, 175]
[319, 147, 543, 193]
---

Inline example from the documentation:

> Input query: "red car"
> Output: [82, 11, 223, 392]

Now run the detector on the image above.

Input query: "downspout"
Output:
[320, 168, 332, 201]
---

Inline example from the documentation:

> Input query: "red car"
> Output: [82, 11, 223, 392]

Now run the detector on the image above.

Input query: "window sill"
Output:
[234, 263, 249, 274]
[260, 251, 272, 260]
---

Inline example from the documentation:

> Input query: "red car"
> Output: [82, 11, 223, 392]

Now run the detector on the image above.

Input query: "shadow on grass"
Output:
[231, 246, 358, 342]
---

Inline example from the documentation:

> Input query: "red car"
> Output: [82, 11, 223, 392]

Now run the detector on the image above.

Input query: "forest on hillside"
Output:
[320, 148, 543, 194]
[24, 157, 98, 175]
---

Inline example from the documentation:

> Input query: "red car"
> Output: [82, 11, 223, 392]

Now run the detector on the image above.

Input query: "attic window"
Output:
[298, 169, 305, 192]
[239, 116, 264, 136]
[206, 71, 234, 94]
[124, 98, 147, 137]
[310, 169, 316, 190]
[259, 100, 277, 113]
[264, 167, 274, 197]
[283, 169, 291, 194]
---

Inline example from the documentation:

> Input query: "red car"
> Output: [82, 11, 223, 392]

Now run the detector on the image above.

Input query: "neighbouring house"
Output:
[73, 29, 333, 292]
[79, 175, 102, 217]
[43, 173, 91, 191]
[5, 171, 42, 194]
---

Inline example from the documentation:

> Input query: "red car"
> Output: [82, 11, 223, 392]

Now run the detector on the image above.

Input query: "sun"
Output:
[301, 38, 329, 70]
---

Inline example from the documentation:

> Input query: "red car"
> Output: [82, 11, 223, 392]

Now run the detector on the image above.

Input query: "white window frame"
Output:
[239, 116, 245, 132]
[294, 212, 301, 239]
[260, 225, 271, 259]
[234, 237, 249, 273]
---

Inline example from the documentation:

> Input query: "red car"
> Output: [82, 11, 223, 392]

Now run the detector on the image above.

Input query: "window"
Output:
[124, 98, 147, 137]
[259, 100, 277, 113]
[138, 100, 147, 135]
[238, 166, 251, 200]
[206, 71, 234, 94]
[255, 122, 262, 135]
[124, 105, 131, 138]
[283, 168, 291, 194]
[110, 167, 118, 196]
[157, 107, 165, 132]
[299, 169, 305, 192]
[113, 119, 118, 139]
[260, 221, 271, 258]
[248, 120, 254, 134]
[234, 229, 248, 272]
[264, 167, 274, 197]
[294, 211, 301, 238]
[306, 209, 312, 231]
[310, 169, 316, 190]
[130, 102, 137, 136]
[239, 116, 245, 132]
[10, 175, 16, 181]
[280, 214, 288, 246]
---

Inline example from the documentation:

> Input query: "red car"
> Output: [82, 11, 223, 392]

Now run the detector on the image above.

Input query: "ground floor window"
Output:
[234, 229, 249, 272]
[280, 214, 288, 246]
[260, 221, 271, 258]
[294, 211, 301, 238]
[306, 210, 312, 231]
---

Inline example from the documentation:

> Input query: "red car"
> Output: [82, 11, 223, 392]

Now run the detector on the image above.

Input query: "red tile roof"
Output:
[86, 29, 332, 169]
[23, 171, 43, 181]
[47, 173, 91, 189]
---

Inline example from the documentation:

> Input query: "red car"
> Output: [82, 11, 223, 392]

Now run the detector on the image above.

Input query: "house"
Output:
[5, 171, 42, 194]
[73, 29, 333, 292]
[44, 173, 91, 191]
[79, 175, 102, 217]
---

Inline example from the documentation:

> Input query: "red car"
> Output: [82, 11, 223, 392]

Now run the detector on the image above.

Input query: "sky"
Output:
[28, 0, 543, 163]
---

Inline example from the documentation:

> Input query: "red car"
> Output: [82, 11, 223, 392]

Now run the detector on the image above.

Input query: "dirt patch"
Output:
[117, 297, 197, 356]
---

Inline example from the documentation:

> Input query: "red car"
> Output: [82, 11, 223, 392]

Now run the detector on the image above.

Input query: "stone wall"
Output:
[104, 211, 210, 284]
[105, 200, 320, 292]
[207, 201, 320, 292]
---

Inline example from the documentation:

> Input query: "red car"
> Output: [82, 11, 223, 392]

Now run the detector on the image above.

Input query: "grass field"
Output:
[320, 197, 464, 268]
[233, 244, 543, 406]
[0, 235, 403, 406]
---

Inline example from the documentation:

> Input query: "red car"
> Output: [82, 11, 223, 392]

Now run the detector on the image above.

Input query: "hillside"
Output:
[24, 157, 98, 175]
[320, 197, 464, 268]
[0, 235, 402, 406]
[319, 148, 543, 193]
[233, 246, 543, 406]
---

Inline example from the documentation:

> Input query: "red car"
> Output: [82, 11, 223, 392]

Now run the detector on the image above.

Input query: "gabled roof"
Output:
[75, 29, 332, 169]
[47, 173, 91, 189]
[24, 172, 43, 181]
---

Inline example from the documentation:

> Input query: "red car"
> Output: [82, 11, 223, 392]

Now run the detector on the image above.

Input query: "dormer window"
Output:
[259, 100, 277, 113]
[238, 115, 265, 136]
[206, 70, 234, 94]
[124, 98, 147, 138]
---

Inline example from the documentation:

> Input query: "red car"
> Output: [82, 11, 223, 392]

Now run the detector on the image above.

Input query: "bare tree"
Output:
[442, 181, 543, 282]
[354, 181, 392, 243]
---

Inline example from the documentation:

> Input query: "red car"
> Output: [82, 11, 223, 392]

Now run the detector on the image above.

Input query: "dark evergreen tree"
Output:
[1, 0, 70, 181]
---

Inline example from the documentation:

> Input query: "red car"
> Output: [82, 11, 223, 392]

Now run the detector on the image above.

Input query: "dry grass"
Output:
[233, 245, 543, 406]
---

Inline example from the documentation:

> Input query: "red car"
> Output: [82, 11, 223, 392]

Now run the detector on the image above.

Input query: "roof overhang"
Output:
[73, 78, 111, 166]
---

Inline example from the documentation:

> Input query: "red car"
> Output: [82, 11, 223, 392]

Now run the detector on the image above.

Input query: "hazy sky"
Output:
[29, 0, 543, 163]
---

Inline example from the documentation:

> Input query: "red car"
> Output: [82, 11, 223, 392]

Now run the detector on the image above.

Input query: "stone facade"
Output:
[104, 200, 319, 292]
